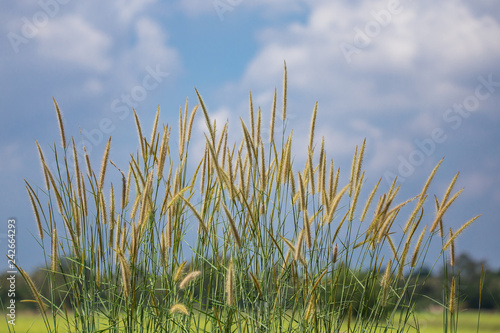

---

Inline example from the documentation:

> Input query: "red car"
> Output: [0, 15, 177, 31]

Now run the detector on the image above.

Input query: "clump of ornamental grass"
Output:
[22, 65, 480, 333]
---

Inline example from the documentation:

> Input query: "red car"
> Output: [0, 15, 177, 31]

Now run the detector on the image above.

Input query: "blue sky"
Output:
[1, 0, 499, 272]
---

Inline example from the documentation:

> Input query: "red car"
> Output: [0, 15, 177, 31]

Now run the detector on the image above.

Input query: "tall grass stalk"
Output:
[23, 68, 480, 332]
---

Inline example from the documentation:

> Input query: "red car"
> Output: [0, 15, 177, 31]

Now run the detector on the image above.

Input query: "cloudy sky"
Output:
[1, 0, 499, 272]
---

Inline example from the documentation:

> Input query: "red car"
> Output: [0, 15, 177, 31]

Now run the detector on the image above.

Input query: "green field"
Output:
[2, 311, 499, 332]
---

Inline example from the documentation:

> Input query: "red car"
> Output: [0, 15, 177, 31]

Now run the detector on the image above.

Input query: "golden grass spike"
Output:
[397, 222, 418, 280]
[72, 139, 82, 198]
[353, 138, 366, 195]
[371, 194, 386, 229]
[170, 303, 189, 316]
[138, 173, 154, 227]
[157, 125, 170, 178]
[348, 171, 364, 221]
[332, 243, 338, 263]
[326, 183, 350, 224]
[51, 228, 58, 272]
[282, 133, 293, 183]
[180, 271, 201, 289]
[294, 230, 304, 261]
[289, 167, 296, 195]
[160, 229, 169, 266]
[200, 147, 208, 193]
[419, 158, 443, 203]
[118, 251, 131, 298]
[257, 107, 262, 144]
[449, 228, 455, 266]
[376, 209, 399, 243]
[380, 259, 392, 307]
[298, 172, 306, 211]
[186, 105, 199, 144]
[249, 90, 255, 140]
[83, 146, 94, 179]
[303, 210, 312, 248]
[100, 192, 108, 225]
[411, 225, 427, 267]
[225, 259, 234, 306]
[449, 277, 456, 315]
[42, 162, 64, 214]
[150, 105, 160, 144]
[260, 142, 266, 192]
[223, 203, 241, 248]
[318, 138, 325, 195]
[270, 87, 277, 143]
[109, 184, 115, 247]
[133, 108, 146, 159]
[249, 272, 263, 299]
[114, 215, 122, 261]
[178, 108, 184, 154]
[130, 194, 141, 221]
[216, 121, 227, 162]
[328, 159, 334, 200]
[282, 60, 287, 121]
[349, 145, 358, 198]
[387, 177, 398, 200]
[26, 183, 43, 240]
[307, 152, 315, 194]
[80, 171, 88, 216]
[331, 167, 340, 202]
[430, 188, 464, 232]
[98, 137, 111, 191]
[72, 188, 81, 239]
[442, 172, 459, 206]
[433, 195, 444, 238]
[15, 265, 47, 314]
[240, 119, 256, 161]
[195, 88, 215, 143]
[35, 141, 51, 191]
[402, 194, 426, 234]
[304, 293, 316, 321]
[167, 211, 173, 248]
[386, 235, 397, 259]
[360, 178, 381, 222]
[308, 101, 318, 152]
[52, 97, 66, 149]
[118, 168, 127, 210]
[443, 214, 481, 250]
[174, 261, 187, 282]
[354, 138, 366, 186]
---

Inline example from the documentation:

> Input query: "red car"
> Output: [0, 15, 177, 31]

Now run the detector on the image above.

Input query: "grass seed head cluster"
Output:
[23, 66, 480, 332]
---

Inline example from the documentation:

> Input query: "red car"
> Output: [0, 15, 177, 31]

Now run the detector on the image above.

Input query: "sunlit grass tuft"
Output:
[19, 66, 482, 332]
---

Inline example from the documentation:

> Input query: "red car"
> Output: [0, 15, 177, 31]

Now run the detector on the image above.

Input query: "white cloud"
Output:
[242, 0, 500, 101]
[131, 17, 180, 70]
[458, 172, 492, 197]
[228, 0, 500, 171]
[114, 0, 157, 22]
[177, 0, 214, 17]
[110, 17, 181, 90]
[83, 78, 104, 95]
[177, 0, 304, 18]
[38, 15, 112, 72]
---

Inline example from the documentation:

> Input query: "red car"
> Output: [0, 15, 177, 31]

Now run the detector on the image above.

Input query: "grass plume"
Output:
[20, 69, 480, 333]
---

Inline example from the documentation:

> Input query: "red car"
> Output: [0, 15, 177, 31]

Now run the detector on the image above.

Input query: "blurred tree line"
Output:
[1, 253, 498, 312]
